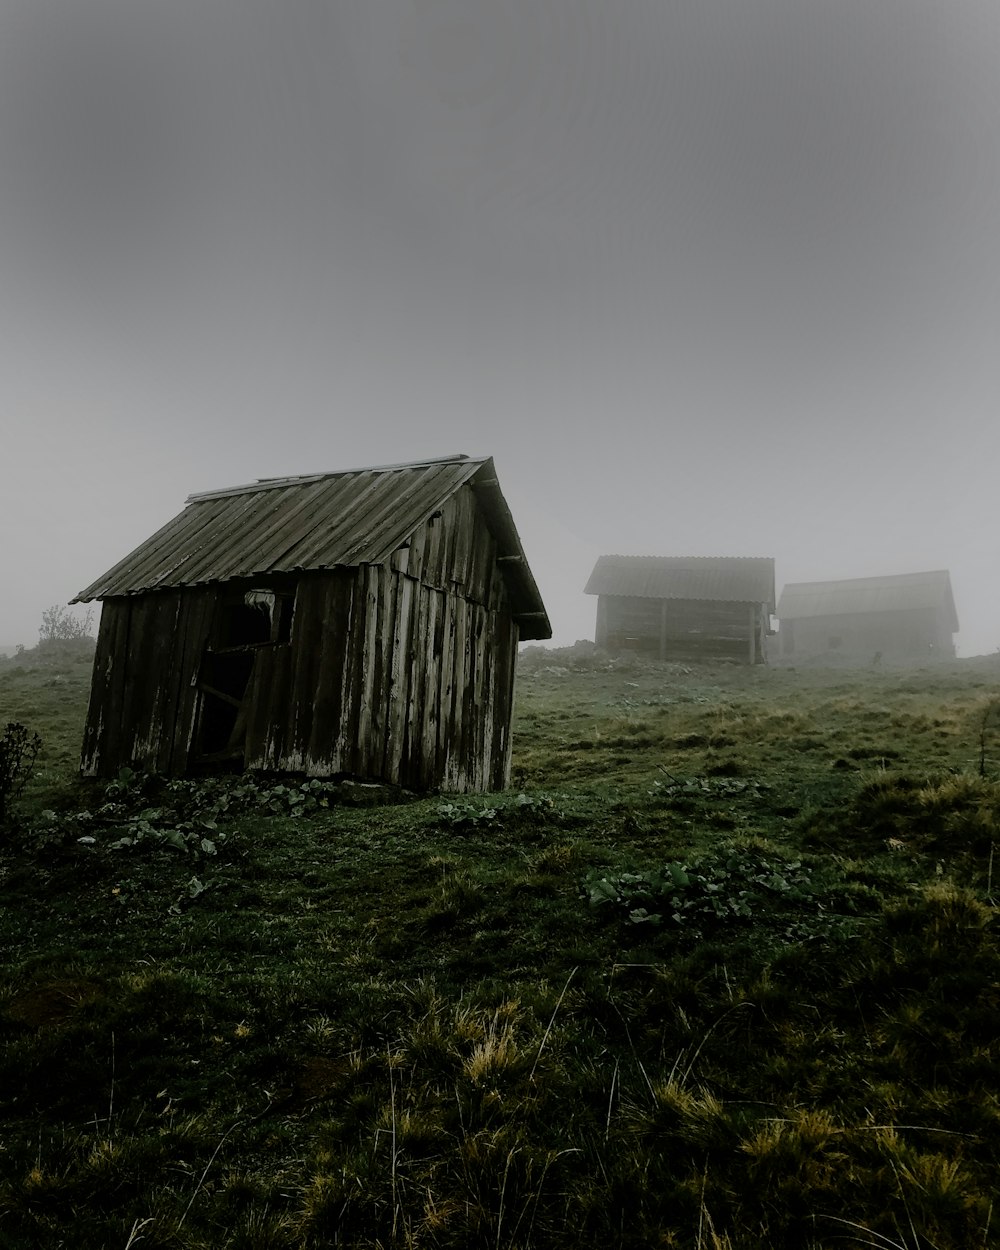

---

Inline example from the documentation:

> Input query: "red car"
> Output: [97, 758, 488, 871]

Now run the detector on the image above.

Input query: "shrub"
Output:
[0, 721, 42, 826]
[38, 604, 94, 644]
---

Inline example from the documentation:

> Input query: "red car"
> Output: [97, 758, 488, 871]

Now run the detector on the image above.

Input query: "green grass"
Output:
[1, 642, 1000, 1247]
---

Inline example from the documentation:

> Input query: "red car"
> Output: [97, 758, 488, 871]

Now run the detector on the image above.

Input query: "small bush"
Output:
[0, 721, 42, 826]
[38, 604, 94, 644]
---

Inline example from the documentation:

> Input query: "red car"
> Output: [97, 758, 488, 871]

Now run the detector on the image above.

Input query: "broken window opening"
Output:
[213, 588, 294, 651]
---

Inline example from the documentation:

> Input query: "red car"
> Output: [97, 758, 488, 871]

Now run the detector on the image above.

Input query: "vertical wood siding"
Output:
[780, 609, 955, 659]
[82, 484, 521, 790]
[81, 590, 215, 777]
[244, 483, 520, 790]
[597, 595, 768, 664]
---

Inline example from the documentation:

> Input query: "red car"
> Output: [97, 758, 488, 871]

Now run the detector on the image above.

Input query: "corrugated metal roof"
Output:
[776, 571, 958, 632]
[73, 454, 551, 639]
[584, 555, 776, 610]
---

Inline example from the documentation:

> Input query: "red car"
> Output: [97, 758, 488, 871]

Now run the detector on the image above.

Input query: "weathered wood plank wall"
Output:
[82, 590, 216, 777]
[780, 608, 955, 658]
[82, 484, 520, 789]
[249, 489, 517, 790]
[597, 595, 767, 664]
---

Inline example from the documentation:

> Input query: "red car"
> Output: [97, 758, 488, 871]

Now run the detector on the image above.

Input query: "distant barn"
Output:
[73, 455, 550, 791]
[776, 570, 958, 661]
[584, 555, 775, 664]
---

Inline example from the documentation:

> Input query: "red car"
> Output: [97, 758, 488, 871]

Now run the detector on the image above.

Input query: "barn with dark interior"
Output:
[776, 570, 958, 661]
[73, 455, 550, 792]
[584, 555, 775, 664]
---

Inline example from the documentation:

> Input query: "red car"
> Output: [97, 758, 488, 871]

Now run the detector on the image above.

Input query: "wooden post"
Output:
[660, 601, 668, 661]
[748, 604, 756, 665]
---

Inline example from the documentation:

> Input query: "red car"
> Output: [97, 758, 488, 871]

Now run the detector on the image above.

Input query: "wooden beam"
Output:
[660, 600, 668, 662]
[748, 604, 756, 665]
[198, 683, 243, 709]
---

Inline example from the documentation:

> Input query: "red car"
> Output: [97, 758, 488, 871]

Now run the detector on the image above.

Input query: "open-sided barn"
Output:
[776, 570, 958, 661]
[72, 455, 550, 792]
[584, 555, 775, 664]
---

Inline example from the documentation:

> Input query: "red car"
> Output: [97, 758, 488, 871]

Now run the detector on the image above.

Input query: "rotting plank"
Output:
[104, 601, 138, 772]
[369, 564, 397, 781]
[418, 587, 443, 791]
[385, 572, 414, 785]
[141, 592, 183, 772]
[493, 615, 518, 788]
[464, 602, 483, 791]
[283, 576, 326, 770]
[311, 572, 354, 775]
[139, 594, 179, 770]
[312, 577, 340, 767]
[172, 590, 216, 775]
[436, 590, 458, 784]
[404, 518, 426, 587]
[458, 603, 479, 791]
[482, 615, 500, 790]
[354, 565, 381, 777]
[450, 493, 474, 592]
[424, 509, 444, 590]
[481, 605, 496, 788]
[117, 598, 159, 772]
[468, 501, 495, 607]
[152, 592, 194, 771]
[443, 592, 468, 790]
[340, 573, 370, 778]
[401, 580, 429, 789]
[81, 599, 130, 776]
[246, 640, 293, 771]
[433, 496, 460, 594]
[392, 572, 420, 780]
[152, 591, 188, 773]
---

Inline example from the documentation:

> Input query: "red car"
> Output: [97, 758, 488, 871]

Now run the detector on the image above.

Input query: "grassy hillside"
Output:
[1, 643, 999, 1249]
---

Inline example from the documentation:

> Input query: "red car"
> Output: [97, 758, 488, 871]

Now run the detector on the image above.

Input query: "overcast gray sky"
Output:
[1, 1, 998, 654]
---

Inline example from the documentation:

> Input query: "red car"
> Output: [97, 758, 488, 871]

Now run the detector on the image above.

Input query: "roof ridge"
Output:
[597, 553, 775, 562]
[782, 570, 951, 589]
[186, 454, 483, 503]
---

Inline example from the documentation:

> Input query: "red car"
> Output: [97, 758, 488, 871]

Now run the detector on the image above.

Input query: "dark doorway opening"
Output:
[196, 651, 256, 762]
[191, 587, 294, 769]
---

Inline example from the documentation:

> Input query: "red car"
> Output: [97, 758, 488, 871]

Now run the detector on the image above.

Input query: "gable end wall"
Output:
[82, 484, 520, 790]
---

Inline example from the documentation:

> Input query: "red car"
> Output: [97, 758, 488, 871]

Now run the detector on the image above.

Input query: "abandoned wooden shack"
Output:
[583, 555, 775, 664]
[775, 570, 958, 661]
[72, 455, 551, 791]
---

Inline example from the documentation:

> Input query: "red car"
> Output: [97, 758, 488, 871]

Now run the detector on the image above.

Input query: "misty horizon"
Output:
[1, 2, 998, 657]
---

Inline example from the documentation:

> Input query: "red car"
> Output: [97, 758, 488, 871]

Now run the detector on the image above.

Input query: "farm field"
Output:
[1, 641, 999, 1248]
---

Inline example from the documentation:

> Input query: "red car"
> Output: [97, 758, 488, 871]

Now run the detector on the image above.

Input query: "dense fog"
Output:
[1, 2, 998, 654]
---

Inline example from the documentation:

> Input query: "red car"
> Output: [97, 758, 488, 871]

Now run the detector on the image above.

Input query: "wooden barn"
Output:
[776, 570, 958, 661]
[584, 555, 775, 664]
[73, 455, 551, 791]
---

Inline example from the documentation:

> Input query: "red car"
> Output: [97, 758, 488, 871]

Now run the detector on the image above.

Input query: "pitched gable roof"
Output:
[777, 571, 958, 632]
[73, 454, 551, 638]
[584, 555, 775, 611]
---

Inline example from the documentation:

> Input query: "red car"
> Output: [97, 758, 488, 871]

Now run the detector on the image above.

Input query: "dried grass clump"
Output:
[851, 772, 1000, 854]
